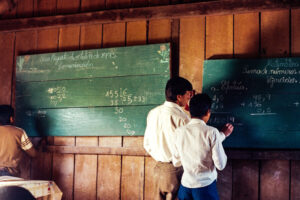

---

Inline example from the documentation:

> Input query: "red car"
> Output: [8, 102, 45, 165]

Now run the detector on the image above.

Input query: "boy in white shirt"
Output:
[173, 94, 234, 200]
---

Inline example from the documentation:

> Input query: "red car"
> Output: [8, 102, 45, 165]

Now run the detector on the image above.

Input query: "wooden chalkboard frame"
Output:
[15, 43, 170, 137]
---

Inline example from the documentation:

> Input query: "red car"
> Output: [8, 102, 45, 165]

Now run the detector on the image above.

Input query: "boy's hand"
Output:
[221, 123, 234, 137]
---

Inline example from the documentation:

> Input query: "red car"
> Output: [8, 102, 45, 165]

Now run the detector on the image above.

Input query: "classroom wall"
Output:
[0, 1, 300, 200]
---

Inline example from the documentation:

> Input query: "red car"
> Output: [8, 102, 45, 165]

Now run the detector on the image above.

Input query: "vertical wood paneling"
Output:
[0, 32, 14, 105]
[179, 17, 205, 93]
[73, 24, 102, 200]
[34, 0, 57, 16]
[36, 29, 59, 53]
[81, 0, 106, 12]
[290, 8, 300, 200]
[232, 160, 258, 200]
[144, 157, 156, 200]
[31, 152, 52, 180]
[148, 0, 170, 6]
[79, 24, 102, 50]
[261, 10, 289, 57]
[234, 13, 260, 57]
[206, 14, 233, 200]
[102, 23, 125, 48]
[121, 156, 144, 200]
[74, 155, 97, 200]
[2, 3, 300, 200]
[291, 161, 300, 200]
[217, 160, 233, 200]
[126, 21, 147, 46]
[148, 19, 171, 44]
[0, 2, 16, 19]
[260, 10, 290, 200]
[106, 0, 131, 9]
[16, 0, 34, 18]
[57, 0, 80, 14]
[232, 12, 259, 200]
[131, 0, 148, 8]
[171, 19, 180, 77]
[291, 9, 300, 56]
[260, 161, 289, 200]
[97, 155, 121, 200]
[53, 153, 75, 200]
[206, 15, 233, 59]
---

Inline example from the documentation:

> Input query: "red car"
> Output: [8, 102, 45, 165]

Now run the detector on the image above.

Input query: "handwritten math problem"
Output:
[203, 57, 300, 148]
[15, 43, 170, 136]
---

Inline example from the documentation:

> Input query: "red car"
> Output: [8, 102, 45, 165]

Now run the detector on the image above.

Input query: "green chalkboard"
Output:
[15, 43, 170, 136]
[203, 58, 300, 149]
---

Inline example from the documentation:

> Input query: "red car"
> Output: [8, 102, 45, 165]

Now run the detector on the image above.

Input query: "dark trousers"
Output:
[177, 181, 219, 200]
[153, 161, 183, 200]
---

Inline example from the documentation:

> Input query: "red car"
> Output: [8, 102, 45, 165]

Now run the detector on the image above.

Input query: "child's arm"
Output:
[211, 129, 227, 171]
[220, 123, 234, 137]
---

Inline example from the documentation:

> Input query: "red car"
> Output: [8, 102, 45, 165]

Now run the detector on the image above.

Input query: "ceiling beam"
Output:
[0, 0, 300, 32]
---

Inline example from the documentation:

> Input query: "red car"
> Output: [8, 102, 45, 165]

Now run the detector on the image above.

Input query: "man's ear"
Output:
[10, 116, 14, 124]
[176, 94, 182, 103]
[206, 109, 211, 117]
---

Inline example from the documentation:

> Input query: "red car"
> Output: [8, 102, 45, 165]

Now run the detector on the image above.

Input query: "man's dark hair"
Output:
[189, 93, 212, 118]
[165, 77, 193, 102]
[0, 105, 14, 125]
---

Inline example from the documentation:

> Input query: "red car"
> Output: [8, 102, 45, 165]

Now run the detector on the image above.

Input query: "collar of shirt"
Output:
[189, 118, 206, 125]
[163, 101, 186, 114]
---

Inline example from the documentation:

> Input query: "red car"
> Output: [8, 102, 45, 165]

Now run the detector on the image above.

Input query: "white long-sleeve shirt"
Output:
[173, 118, 227, 188]
[144, 101, 190, 163]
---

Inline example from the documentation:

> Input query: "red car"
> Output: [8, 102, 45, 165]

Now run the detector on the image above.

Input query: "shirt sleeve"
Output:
[172, 130, 181, 167]
[20, 130, 33, 151]
[143, 113, 152, 154]
[211, 129, 227, 171]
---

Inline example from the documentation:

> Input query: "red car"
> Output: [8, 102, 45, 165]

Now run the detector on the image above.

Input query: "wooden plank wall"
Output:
[0, 1, 300, 200]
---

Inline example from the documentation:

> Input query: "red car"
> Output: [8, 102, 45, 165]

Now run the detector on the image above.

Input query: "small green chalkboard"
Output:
[203, 58, 300, 149]
[16, 43, 170, 136]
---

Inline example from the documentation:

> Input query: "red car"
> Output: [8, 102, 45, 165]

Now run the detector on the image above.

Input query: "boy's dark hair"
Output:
[165, 77, 193, 102]
[189, 93, 212, 118]
[0, 105, 14, 125]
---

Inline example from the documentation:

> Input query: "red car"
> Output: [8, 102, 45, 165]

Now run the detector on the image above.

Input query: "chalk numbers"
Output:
[47, 86, 67, 106]
[105, 88, 145, 106]
[107, 88, 143, 135]
[113, 106, 136, 136]
[211, 95, 224, 111]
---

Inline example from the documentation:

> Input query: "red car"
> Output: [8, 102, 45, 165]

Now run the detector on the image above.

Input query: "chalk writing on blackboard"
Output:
[15, 43, 170, 136]
[105, 88, 146, 106]
[47, 87, 67, 106]
[203, 57, 300, 149]
[114, 107, 136, 136]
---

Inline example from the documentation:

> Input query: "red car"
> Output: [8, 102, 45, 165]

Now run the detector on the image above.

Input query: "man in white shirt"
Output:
[144, 77, 194, 200]
[173, 94, 234, 200]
